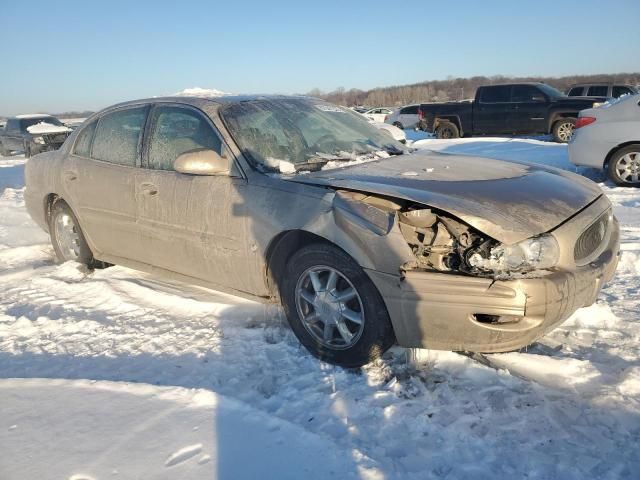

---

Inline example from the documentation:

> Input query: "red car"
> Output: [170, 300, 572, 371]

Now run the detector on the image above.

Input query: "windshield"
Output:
[20, 117, 63, 129]
[537, 84, 565, 99]
[221, 98, 407, 173]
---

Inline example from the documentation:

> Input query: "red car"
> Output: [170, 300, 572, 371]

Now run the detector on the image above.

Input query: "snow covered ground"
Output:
[1, 138, 639, 479]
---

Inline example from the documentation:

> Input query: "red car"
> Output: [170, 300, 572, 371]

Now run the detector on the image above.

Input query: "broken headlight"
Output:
[467, 234, 559, 273]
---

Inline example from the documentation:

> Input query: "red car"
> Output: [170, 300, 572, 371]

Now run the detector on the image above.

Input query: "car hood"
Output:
[26, 123, 72, 135]
[285, 151, 603, 244]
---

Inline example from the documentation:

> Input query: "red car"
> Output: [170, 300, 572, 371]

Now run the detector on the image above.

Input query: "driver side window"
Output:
[147, 106, 222, 171]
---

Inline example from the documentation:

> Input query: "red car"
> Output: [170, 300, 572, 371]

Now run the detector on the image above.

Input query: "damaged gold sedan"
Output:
[24, 95, 620, 367]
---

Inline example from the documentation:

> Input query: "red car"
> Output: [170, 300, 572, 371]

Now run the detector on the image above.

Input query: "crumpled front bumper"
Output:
[366, 216, 620, 353]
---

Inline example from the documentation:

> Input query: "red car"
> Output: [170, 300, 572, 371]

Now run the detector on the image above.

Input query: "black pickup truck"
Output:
[417, 83, 604, 142]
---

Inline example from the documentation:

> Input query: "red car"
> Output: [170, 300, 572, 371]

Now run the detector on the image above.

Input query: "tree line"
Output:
[308, 73, 640, 107]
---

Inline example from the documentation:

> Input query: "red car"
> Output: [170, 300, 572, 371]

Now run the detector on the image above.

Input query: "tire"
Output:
[280, 243, 395, 368]
[392, 121, 403, 130]
[435, 122, 460, 139]
[607, 145, 640, 187]
[49, 199, 96, 266]
[0, 141, 10, 157]
[552, 117, 576, 143]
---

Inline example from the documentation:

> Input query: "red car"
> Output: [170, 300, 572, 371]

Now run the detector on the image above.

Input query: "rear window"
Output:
[587, 86, 608, 97]
[72, 121, 97, 157]
[400, 105, 418, 115]
[479, 86, 510, 103]
[92, 107, 147, 166]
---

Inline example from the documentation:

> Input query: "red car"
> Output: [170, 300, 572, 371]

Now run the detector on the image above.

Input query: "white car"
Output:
[371, 121, 407, 143]
[362, 107, 393, 123]
[384, 104, 420, 130]
[569, 94, 640, 186]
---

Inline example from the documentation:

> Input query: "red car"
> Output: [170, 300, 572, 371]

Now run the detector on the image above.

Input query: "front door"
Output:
[134, 104, 253, 293]
[509, 85, 548, 134]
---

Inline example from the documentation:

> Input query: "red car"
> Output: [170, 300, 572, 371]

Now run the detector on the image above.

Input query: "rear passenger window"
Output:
[92, 107, 147, 166]
[587, 86, 608, 97]
[612, 86, 632, 98]
[147, 106, 222, 171]
[400, 106, 418, 115]
[567, 87, 583, 97]
[479, 86, 510, 103]
[72, 121, 97, 157]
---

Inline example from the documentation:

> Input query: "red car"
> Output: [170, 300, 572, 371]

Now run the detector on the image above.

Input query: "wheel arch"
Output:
[265, 229, 354, 298]
[434, 115, 463, 135]
[604, 141, 640, 168]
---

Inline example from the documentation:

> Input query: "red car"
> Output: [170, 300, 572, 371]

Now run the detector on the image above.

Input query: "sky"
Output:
[1, 0, 639, 115]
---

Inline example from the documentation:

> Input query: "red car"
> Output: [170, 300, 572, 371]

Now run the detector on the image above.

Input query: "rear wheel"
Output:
[392, 121, 403, 130]
[280, 243, 395, 367]
[552, 118, 576, 143]
[608, 146, 640, 186]
[435, 122, 460, 139]
[49, 199, 96, 266]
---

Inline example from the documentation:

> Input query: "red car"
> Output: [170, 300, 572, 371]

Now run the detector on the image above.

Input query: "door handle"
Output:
[139, 183, 158, 196]
[63, 171, 78, 181]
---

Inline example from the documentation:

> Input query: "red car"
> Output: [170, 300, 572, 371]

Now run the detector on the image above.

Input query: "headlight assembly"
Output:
[33, 136, 46, 145]
[467, 234, 559, 274]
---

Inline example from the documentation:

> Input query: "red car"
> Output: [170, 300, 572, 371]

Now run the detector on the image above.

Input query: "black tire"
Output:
[607, 145, 640, 187]
[552, 117, 576, 143]
[392, 121, 404, 130]
[435, 122, 460, 139]
[280, 243, 395, 368]
[0, 141, 10, 157]
[49, 199, 96, 266]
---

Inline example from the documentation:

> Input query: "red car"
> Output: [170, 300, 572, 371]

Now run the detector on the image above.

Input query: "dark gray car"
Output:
[0, 114, 72, 158]
[24, 95, 620, 367]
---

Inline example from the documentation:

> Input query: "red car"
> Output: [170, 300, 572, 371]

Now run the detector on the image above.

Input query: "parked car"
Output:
[384, 104, 420, 130]
[371, 121, 406, 143]
[361, 107, 393, 123]
[569, 94, 640, 186]
[25, 95, 619, 367]
[0, 114, 72, 158]
[567, 83, 637, 99]
[417, 83, 603, 142]
[354, 111, 407, 143]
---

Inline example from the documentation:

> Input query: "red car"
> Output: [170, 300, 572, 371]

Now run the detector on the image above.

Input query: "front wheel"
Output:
[49, 199, 96, 266]
[552, 118, 576, 143]
[281, 243, 395, 367]
[392, 121, 404, 130]
[608, 146, 640, 186]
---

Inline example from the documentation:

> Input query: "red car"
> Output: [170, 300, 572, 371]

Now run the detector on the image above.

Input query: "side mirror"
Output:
[173, 149, 229, 175]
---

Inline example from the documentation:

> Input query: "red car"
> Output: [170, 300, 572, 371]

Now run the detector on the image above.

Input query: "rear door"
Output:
[474, 86, 511, 133]
[4, 119, 22, 151]
[134, 103, 252, 292]
[63, 105, 149, 260]
[509, 85, 548, 133]
[399, 105, 418, 128]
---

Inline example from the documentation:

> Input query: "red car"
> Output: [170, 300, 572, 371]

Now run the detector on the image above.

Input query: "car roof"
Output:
[104, 94, 315, 112]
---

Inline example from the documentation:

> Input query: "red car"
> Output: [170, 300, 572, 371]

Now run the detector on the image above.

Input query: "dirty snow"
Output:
[26, 122, 72, 134]
[1, 138, 639, 479]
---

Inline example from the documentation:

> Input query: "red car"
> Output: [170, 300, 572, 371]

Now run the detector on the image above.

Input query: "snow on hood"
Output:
[286, 151, 603, 244]
[26, 122, 72, 134]
[174, 87, 230, 97]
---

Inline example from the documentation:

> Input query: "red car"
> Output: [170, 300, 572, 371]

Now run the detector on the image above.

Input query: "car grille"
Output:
[574, 210, 610, 263]
[43, 133, 70, 144]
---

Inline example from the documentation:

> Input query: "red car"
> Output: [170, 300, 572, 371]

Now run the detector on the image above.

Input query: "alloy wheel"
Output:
[53, 212, 81, 261]
[614, 151, 640, 184]
[295, 265, 365, 350]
